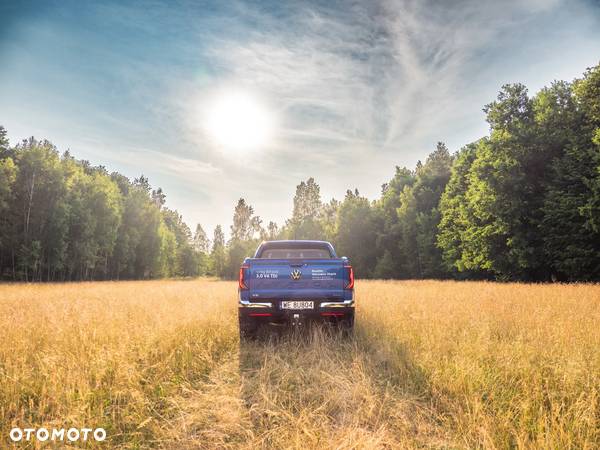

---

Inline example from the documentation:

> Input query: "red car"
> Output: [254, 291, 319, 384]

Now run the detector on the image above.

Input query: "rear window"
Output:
[259, 248, 332, 259]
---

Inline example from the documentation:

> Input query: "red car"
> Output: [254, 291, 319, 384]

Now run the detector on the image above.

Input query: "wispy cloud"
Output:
[1, 0, 599, 235]
[120, 149, 221, 177]
[179, 0, 599, 166]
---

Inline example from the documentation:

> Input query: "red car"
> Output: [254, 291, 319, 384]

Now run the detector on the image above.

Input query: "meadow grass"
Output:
[0, 279, 598, 449]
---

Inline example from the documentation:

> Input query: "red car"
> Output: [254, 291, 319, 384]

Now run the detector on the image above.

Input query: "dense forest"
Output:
[1, 63, 599, 282]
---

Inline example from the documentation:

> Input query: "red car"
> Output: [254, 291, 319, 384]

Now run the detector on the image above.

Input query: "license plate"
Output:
[281, 301, 314, 310]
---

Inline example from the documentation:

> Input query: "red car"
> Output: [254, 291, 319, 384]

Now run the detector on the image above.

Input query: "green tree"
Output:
[151, 221, 176, 278]
[457, 85, 548, 279]
[373, 166, 415, 278]
[226, 198, 262, 278]
[193, 224, 210, 253]
[10, 138, 68, 281]
[319, 198, 340, 243]
[286, 178, 325, 239]
[395, 143, 453, 278]
[193, 224, 211, 275]
[335, 189, 380, 278]
[110, 178, 162, 279]
[0, 156, 17, 276]
[262, 221, 280, 240]
[0, 126, 11, 158]
[575, 64, 600, 233]
[437, 142, 482, 275]
[211, 225, 226, 277]
[539, 65, 600, 280]
[541, 145, 600, 280]
[230, 198, 260, 242]
[65, 166, 122, 280]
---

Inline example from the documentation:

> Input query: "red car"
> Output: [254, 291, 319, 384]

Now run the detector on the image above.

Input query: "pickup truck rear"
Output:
[238, 240, 354, 338]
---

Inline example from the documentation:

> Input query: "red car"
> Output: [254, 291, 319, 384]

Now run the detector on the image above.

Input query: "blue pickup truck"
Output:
[238, 240, 354, 338]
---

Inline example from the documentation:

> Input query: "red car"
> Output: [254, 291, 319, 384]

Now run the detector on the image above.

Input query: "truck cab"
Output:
[238, 240, 354, 338]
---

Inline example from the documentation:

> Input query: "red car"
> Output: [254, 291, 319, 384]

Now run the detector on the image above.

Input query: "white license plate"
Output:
[281, 301, 314, 310]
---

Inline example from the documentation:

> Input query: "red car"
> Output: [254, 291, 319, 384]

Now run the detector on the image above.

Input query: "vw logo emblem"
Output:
[290, 269, 302, 280]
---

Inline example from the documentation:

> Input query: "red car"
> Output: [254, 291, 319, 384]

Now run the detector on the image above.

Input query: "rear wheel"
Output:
[239, 316, 258, 341]
[339, 314, 354, 337]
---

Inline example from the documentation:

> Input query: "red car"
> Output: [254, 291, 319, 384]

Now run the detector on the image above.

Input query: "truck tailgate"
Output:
[246, 259, 345, 299]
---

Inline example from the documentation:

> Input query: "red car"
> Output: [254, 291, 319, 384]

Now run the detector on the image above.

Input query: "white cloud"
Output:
[3, 0, 598, 236]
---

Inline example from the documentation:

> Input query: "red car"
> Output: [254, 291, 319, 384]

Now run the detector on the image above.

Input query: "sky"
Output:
[1, 0, 599, 237]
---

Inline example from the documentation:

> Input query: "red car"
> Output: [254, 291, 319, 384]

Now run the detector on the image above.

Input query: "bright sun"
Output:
[204, 91, 273, 151]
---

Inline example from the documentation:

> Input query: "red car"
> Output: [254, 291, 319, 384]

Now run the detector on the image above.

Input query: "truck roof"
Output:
[261, 240, 331, 245]
[254, 240, 337, 258]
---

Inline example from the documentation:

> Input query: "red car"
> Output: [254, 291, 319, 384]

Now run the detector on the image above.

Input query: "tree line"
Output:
[1, 62, 599, 282]
[0, 134, 210, 281]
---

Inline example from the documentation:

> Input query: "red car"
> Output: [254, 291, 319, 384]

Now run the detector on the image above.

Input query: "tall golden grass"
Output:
[0, 279, 598, 449]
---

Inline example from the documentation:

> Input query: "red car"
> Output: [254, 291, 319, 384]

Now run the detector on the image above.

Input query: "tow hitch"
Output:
[291, 313, 304, 328]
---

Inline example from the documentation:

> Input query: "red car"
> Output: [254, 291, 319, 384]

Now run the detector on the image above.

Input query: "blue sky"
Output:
[1, 0, 599, 237]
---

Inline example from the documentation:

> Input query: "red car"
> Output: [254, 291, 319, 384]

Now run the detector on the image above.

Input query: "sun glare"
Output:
[204, 91, 273, 151]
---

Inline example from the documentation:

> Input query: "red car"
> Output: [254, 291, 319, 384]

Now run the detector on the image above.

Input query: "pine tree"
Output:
[286, 178, 325, 239]
[211, 225, 226, 277]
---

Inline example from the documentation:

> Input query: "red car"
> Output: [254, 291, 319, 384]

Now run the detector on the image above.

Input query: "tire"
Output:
[339, 314, 354, 337]
[239, 316, 258, 341]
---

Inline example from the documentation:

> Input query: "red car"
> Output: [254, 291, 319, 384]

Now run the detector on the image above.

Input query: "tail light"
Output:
[345, 265, 354, 289]
[239, 265, 249, 290]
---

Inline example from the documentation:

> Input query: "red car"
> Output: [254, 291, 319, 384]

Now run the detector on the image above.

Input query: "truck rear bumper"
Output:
[239, 299, 354, 308]
[239, 299, 354, 322]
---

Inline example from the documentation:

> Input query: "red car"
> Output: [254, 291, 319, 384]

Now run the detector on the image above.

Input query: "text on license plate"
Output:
[281, 301, 314, 310]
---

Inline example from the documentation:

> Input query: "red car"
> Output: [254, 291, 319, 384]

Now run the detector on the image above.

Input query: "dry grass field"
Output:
[0, 279, 599, 449]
